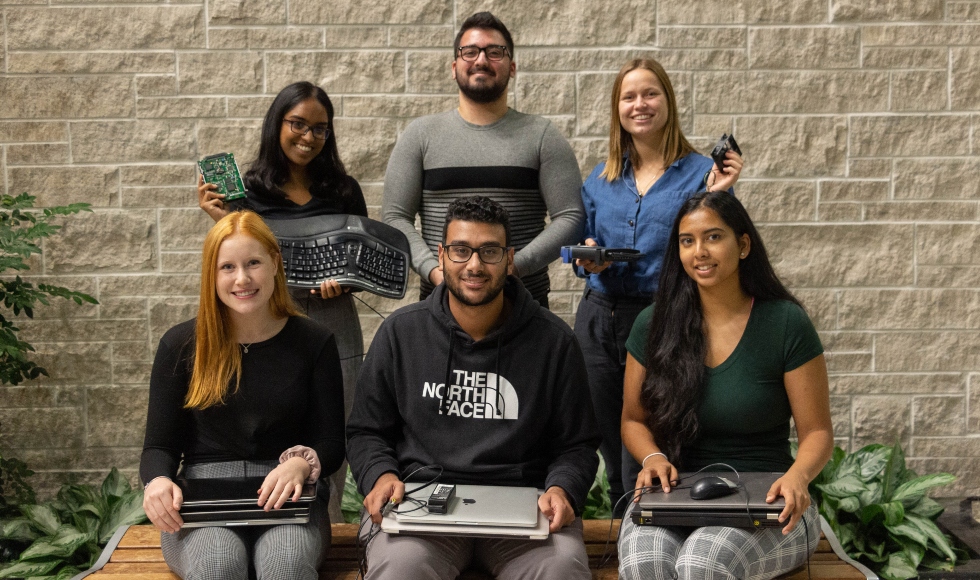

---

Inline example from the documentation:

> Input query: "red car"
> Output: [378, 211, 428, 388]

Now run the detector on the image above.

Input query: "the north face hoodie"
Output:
[346, 277, 601, 513]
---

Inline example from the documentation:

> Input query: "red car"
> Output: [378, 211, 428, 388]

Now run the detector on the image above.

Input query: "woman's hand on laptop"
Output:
[365, 472, 405, 524]
[143, 477, 184, 534]
[258, 457, 311, 511]
[539, 486, 575, 532]
[766, 469, 811, 535]
[634, 455, 679, 500]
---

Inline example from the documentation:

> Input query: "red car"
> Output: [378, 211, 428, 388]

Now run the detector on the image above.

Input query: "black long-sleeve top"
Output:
[140, 317, 345, 484]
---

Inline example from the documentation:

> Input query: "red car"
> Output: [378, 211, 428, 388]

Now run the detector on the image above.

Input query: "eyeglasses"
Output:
[456, 45, 510, 62]
[283, 119, 330, 141]
[444, 244, 510, 264]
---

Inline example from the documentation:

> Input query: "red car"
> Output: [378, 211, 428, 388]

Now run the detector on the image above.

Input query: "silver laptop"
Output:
[178, 477, 316, 528]
[631, 471, 786, 528]
[381, 484, 549, 540]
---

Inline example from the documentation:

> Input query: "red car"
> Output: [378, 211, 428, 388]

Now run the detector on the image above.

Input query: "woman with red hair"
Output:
[140, 211, 344, 579]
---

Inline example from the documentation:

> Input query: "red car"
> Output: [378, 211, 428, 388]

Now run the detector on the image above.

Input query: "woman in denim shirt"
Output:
[573, 58, 743, 513]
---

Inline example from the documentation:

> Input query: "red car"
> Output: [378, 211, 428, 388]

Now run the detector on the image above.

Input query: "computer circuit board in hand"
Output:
[198, 152, 247, 201]
[263, 215, 410, 300]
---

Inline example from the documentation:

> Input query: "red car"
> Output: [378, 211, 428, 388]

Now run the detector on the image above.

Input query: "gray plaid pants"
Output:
[619, 504, 819, 580]
[161, 460, 330, 580]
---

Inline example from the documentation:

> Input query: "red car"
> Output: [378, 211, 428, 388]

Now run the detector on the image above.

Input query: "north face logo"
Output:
[421, 370, 519, 420]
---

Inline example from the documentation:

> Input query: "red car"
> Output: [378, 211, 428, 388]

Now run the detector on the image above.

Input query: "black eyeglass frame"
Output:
[443, 244, 512, 264]
[456, 44, 510, 62]
[283, 119, 331, 141]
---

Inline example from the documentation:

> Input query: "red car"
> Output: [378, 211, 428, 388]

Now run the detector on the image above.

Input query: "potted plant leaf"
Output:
[810, 442, 969, 580]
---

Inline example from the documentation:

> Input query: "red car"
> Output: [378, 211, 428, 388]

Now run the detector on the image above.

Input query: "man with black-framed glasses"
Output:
[382, 11, 584, 310]
[349, 197, 599, 580]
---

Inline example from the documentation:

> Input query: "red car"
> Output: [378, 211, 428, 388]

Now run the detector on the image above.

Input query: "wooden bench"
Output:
[80, 521, 873, 580]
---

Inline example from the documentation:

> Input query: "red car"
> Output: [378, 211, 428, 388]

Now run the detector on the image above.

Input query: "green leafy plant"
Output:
[0, 468, 148, 579]
[582, 452, 612, 520]
[0, 192, 97, 386]
[0, 450, 36, 562]
[341, 468, 365, 524]
[810, 442, 967, 580]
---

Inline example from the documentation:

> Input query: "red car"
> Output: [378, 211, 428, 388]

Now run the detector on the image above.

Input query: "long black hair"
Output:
[243, 81, 352, 200]
[642, 191, 801, 465]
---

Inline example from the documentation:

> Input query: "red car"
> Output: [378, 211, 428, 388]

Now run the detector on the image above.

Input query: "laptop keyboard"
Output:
[263, 215, 411, 300]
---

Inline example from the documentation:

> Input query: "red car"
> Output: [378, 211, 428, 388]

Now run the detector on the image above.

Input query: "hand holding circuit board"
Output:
[199, 152, 248, 202]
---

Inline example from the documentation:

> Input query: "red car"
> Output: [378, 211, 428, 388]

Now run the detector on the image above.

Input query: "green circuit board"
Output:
[198, 152, 247, 201]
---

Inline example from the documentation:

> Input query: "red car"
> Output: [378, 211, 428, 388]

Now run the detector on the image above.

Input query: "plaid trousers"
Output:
[619, 504, 819, 580]
[161, 460, 330, 580]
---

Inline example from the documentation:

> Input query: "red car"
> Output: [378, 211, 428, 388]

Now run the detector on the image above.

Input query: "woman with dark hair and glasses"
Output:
[573, 58, 743, 513]
[197, 81, 366, 519]
[618, 191, 833, 579]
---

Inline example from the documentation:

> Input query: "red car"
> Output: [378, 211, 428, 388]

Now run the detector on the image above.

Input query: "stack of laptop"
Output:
[381, 484, 549, 540]
[631, 472, 786, 528]
[178, 477, 317, 528]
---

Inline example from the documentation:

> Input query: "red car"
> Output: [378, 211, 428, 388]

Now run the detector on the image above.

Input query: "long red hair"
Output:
[185, 211, 300, 409]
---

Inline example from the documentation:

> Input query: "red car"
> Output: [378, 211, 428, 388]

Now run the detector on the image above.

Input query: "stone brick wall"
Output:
[1, 0, 978, 496]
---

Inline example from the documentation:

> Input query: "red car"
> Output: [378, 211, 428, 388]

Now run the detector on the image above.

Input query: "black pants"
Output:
[573, 289, 646, 516]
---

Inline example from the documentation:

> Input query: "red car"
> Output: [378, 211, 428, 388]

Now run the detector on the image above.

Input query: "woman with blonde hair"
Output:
[140, 210, 345, 579]
[573, 58, 743, 511]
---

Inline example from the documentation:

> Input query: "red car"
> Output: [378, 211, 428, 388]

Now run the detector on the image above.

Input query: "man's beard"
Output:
[445, 271, 507, 307]
[457, 70, 509, 104]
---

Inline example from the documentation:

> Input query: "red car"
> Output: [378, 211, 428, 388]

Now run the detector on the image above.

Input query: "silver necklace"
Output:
[241, 343, 252, 354]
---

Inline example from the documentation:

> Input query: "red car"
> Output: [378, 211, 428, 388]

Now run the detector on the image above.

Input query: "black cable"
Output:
[351, 292, 386, 320]
[802, 512, 812, 580]
[297, 290, 367, 362]
[401, 464, 443, 496]
[354, 515, 381, 580]
[354, 465, 443, 579]
[598, 481, 693, 569]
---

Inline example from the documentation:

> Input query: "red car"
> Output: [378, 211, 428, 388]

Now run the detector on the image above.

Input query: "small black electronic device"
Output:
[560, 245, 644, 266]
[263, 214, 410, 300]
[710, 133, 742, 173]
[689, 476, 738, 500]
[427, 484, 456, 514]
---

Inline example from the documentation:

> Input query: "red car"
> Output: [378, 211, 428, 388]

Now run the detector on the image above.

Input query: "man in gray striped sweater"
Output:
[381, 11, 584, 308]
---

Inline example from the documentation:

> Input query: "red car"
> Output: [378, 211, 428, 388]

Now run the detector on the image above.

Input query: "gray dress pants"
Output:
[361, 514, 591, 580]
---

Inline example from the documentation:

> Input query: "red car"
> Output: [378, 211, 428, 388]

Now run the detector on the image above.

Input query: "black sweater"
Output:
[140, 317, 345, 483]
[346, 278, 601, 513]
[232, 174, 367, 220]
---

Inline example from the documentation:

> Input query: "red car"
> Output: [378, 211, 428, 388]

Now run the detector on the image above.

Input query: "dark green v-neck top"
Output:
[625, 299, 823, 472]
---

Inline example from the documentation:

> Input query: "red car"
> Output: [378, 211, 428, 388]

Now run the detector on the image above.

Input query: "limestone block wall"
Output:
[0, 0, 978, 496]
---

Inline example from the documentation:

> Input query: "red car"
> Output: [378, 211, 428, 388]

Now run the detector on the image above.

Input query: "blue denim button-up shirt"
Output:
[579, 152, 722, 298]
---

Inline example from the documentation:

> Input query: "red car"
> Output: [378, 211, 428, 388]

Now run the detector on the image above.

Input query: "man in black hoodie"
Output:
[347, 197, 600, 579]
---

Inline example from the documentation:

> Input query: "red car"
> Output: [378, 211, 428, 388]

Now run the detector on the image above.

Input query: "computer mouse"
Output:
[689, 476, 738, 500]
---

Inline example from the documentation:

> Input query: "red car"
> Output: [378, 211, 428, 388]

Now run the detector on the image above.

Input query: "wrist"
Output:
[641, 452, 668, 468]
[546, 485, 570, 503]
[371, 471, 401, 494]
[144, 475, 172, 490]
[279, 445, 320, 483]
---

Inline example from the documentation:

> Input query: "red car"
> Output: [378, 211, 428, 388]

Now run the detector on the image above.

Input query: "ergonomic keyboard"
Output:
[262, 215, 411, 300]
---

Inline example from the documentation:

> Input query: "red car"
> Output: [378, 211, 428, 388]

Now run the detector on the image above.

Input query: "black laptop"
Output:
[178, 477, 316, 528]
[630, 472, 786, 528]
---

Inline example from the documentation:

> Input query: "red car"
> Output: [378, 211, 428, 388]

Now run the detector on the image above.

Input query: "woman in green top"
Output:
[619, 191, 833, 580]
